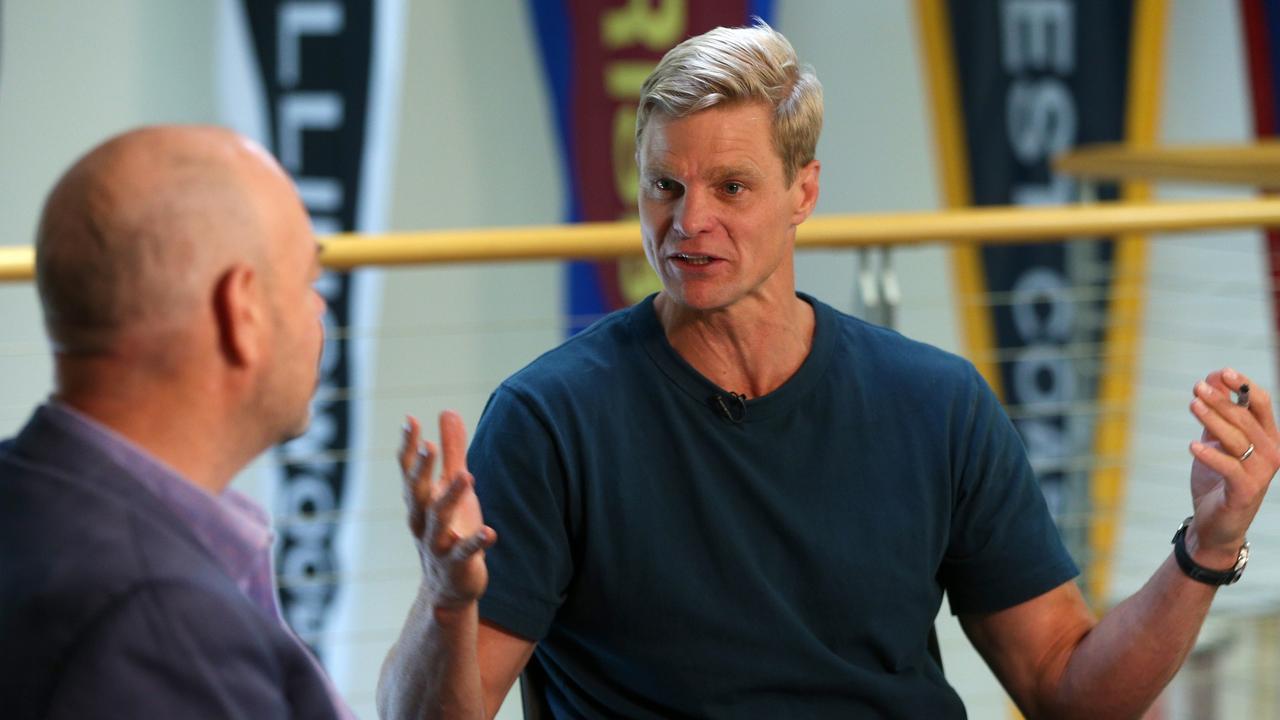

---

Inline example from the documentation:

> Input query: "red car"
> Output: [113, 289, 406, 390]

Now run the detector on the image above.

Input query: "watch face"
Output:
[1230, 542, 1251, 584]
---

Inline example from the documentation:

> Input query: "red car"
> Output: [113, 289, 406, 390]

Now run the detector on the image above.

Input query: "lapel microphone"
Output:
[708, 391, 747, 424]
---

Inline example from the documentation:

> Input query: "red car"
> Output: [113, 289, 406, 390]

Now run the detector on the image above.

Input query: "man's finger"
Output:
[413, 442, 438, 506]
[1191, 440, 1248, 479]
[451, 526, 497, 561]
[1191, 392, 1251, 458]
[398, 415, 421, 477]
[1192, 378, 1270, 454]
[431, 472, 471, 516]
[1191, 440, 1271, 510]
[1225, 368, 1280, 436]
[1249, 384, 1278, 435]
[1204, 370, 1232, 397]
[439, 409, 469, 482]
[428, 473, 471, 553]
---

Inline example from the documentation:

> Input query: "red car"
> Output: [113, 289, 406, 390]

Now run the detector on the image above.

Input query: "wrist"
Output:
[1184, 523, 1243, 570]
[431, 602, 478, 626]
[414, 582, 479, 625]
[1171, 516, 1250, 586]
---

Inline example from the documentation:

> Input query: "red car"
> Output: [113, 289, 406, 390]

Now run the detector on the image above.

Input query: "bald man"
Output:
[0, 126, 349, 718]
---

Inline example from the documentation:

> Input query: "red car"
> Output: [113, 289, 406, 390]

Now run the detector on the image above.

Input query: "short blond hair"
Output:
[637, 21, 823, 184]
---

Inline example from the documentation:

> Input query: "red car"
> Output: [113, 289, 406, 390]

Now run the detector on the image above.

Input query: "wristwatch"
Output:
[1171, 516, 1249, 586]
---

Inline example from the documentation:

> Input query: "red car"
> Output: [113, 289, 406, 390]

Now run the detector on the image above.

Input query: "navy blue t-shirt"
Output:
[471, 293, 1077, 719]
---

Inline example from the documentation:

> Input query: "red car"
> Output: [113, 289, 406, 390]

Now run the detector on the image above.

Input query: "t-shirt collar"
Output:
[630, 292, 838, 422]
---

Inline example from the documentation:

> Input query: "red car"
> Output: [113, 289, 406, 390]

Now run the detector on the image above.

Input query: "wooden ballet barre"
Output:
[3, 197, 1280, 281]
[1055, 141, 1280, 188]
[318, 197, 1280, 269]
[0, 245, 33, 282]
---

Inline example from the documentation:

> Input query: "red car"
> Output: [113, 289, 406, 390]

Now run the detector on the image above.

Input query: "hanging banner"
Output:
[917, 0, 1164, 606]
[528, 0, 775, 333]
[217, 0, 403, 662]
[1240, 0, 1280, 384]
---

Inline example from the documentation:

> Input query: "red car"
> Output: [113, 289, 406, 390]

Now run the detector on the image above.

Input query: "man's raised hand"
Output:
[1186, 368, 1280, 566]
[399, 411, 497, 611]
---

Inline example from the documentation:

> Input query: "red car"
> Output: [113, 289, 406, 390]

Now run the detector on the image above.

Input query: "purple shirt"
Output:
[44, 402, 354, 719]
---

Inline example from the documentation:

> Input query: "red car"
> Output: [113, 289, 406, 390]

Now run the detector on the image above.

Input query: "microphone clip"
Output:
[709, 391, 747, 424]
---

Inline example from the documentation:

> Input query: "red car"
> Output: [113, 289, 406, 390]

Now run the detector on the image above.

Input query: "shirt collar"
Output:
[41, 401, 274, 591]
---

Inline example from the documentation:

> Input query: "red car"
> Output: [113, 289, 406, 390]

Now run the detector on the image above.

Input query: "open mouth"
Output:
[672, 253, 715, 266]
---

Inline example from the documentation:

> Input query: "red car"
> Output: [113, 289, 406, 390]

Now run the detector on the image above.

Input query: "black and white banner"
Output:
[920, 0, 1163, 605]
[217, 0, 403, 667]
[948, 0, 1133, 539]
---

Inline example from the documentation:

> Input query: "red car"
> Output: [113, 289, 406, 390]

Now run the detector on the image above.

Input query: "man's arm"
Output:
[962, 564, 1215, 719]
[377, 412, 534, 720]
[379, 601, 534, 720]
[961, 368, 1278, 719]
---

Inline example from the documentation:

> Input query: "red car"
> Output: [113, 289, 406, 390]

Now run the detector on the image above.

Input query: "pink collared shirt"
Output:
[45, 401, 356, 720]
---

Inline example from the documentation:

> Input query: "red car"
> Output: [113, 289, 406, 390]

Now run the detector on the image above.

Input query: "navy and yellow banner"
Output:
[528, 0, 774, 333]
[918, 0, 1164, 606]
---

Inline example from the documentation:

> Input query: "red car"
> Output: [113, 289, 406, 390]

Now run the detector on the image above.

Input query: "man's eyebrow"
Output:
[710, 164, 764, 181]
[640, 163, 674, 177]
[640, 164, 765, 180]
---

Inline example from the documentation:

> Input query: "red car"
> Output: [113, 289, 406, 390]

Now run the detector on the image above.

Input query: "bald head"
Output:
[34, 125, 325, 490]
[36, 125, 294, 355]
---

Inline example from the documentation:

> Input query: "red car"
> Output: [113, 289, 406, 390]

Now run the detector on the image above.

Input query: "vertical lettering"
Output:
[268, 0, 350, 652]
[1001, 0, 1074, 73]
[278, 93, 344, 172]
[296, 177, 344, 213]
[612, 107, 640, 209]
[601, 0, 687, 51]
[278, 2, 345, 86]
[1006, 79, 1076, 165]
[604, 61, 657, 99]
[1010, 268, 1074, 341]
[1013, 346, 1077, 406]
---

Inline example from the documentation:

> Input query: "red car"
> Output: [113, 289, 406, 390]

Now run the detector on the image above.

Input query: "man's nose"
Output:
[673, 188, 714, 238]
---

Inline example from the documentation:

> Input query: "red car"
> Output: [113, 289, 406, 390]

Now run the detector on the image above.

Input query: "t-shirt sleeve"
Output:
[939, 364, 1080, 615]
[471, 385, 575, 641]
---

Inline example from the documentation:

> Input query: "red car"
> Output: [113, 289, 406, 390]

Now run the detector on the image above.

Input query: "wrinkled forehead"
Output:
[637, 104, 783, 172]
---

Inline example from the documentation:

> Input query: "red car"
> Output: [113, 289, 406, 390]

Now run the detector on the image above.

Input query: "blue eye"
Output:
[724, 182, 743, 195]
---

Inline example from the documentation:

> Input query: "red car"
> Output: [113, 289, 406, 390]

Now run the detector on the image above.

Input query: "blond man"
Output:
[381, 24, 1279, 719]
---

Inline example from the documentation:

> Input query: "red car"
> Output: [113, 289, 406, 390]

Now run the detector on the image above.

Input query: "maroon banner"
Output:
[529, 0, 769, 330]
[1240, 0, 1280, 366]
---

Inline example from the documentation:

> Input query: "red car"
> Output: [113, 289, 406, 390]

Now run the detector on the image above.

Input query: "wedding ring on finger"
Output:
[1240, 443, 1256, 463]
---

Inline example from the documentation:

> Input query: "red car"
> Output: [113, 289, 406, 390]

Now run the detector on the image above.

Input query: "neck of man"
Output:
[54, 354, 250, 496]
[655, 284, 816, 399]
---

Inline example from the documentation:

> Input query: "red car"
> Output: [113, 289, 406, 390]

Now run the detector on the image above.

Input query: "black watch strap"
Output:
[1171, 516, 1249, 586]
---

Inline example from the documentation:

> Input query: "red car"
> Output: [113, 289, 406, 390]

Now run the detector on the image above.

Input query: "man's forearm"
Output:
[1046, 554, 1217, 719]
[378, 586, 486, 720]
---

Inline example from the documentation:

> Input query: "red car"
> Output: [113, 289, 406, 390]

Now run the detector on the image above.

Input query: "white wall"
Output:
[1118, 8, 1280, 718]
[2, 2, 1275, 718]
[0, 1, 219, 435]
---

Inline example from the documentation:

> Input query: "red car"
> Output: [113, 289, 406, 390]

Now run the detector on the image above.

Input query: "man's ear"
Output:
[213, 264, 263, 367]
[790, 159, 821, 225]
